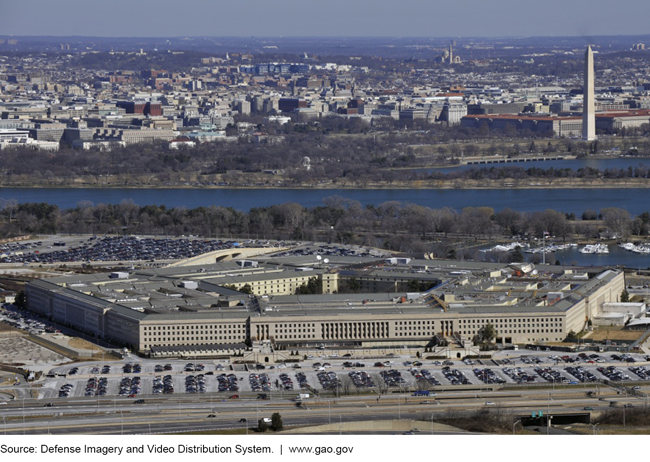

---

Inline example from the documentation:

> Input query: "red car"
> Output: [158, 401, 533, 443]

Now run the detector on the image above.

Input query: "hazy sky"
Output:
[3, 0, 650, 38]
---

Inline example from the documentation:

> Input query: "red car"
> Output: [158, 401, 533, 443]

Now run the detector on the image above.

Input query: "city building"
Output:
[25, 255, 626, 358]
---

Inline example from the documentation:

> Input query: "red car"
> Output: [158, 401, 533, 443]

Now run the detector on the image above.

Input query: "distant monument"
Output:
[437, 41, 461, 65]
[582, 46, 597, 141]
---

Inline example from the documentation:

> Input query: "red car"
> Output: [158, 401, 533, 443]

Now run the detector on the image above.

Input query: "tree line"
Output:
[2, 126, 650, 188]
[1, 199, 648, 256]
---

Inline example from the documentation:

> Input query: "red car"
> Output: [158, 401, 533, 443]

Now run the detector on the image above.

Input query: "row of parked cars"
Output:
[184, 363, 205, 372]
[295, 372, 310, 389]
[279, 373, 294, 390]
[534, 367, 569, 383]
[154, 364, 174, 373]
[473, 368, 506, 385]
[317, 371, 341, 390]
[597, 366, 632, 381]
[122, 363, 142, 374]
[272, 244, 383, 259]
[58, 384, 73, 397]
[84, 377, 108, 396]
[629, 366, 650, 380]
[502, 367, 536, 383]
[382, 369, 406, 387]
[441, 367, 470, 385]
[564, 366, 599, 383]
[249, 373, 271, 392]
[217, 373, 239, 392]
[90, 366, 111, 375]
[118, 376, 141, 396]
[185, 374, 206, 394]
[418, 369, 442, 386]
[153, 375, 175, 394]
[348, 371, 375, 388]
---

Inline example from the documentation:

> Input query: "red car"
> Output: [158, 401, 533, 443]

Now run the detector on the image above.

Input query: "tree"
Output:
[257, 419, 268, 432]
[621, 289, 630, 303]
[271, 412, 283, 431]
[295, 277, 322, 295]
[14, 291, 26, 310]
[475, 323, 496, 344]
[601, 207, 631, 239]
[509, 246, 524, 263]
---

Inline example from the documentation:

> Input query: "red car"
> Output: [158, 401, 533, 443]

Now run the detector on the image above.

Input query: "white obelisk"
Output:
[582, 46, 596, 141]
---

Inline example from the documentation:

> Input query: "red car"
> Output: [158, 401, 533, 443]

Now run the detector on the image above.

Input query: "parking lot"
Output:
[35, 351, 650, 401]
[0, 235, 385, 266]
[0, 236, 260, 265]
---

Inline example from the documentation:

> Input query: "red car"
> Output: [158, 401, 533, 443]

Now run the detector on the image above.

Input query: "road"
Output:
[1, 384, 646, 434]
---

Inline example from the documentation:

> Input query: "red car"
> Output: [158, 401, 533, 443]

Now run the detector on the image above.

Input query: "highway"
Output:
[1, 384, 647, 434]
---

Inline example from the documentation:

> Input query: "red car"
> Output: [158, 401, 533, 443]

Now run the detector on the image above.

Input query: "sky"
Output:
[2, 0, 650, 38]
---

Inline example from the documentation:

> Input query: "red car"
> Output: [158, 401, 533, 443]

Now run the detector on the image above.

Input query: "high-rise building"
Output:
[582, 46, 597, 141]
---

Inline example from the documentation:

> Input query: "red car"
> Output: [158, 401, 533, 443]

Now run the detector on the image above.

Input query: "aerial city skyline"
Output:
[1, 2, 650, 441]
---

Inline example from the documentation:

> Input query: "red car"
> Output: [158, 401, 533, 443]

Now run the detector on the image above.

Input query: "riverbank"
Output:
[1, 177, 649, 189]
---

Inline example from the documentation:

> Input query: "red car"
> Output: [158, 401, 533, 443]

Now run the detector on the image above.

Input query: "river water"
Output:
[1, 187, 649, 217]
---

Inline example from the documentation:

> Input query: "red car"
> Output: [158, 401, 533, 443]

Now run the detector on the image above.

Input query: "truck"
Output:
[261, 417, 272, 424]
[412, 391, 430, 396]
[297, 393, 310, 400]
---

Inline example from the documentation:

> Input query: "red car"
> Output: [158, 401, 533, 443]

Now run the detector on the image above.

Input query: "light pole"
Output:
[513, 419, 521, 435]
[2, 416, 6, 435]
[120, 410, 124, 435]
[591, 423, 599, 435]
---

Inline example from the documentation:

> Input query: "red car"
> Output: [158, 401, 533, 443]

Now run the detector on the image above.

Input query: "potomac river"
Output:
[1, 187, 649, 217]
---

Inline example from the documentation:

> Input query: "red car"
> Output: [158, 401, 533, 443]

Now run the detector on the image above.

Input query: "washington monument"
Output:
[582, 45, 596, 141]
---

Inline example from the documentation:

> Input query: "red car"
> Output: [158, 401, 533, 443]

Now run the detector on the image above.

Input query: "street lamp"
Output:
[591, 423, 599, 435]
[513, 419, 521, 435]
[328, 400, 331, 424]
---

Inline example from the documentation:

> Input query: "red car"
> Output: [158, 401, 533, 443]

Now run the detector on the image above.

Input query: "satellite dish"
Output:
[323, 258, 329, 264]
[316, 255, 322, 261]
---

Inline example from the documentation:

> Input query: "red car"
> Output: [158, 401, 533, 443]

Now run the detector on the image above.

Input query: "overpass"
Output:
[167, 246, 290, 267]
